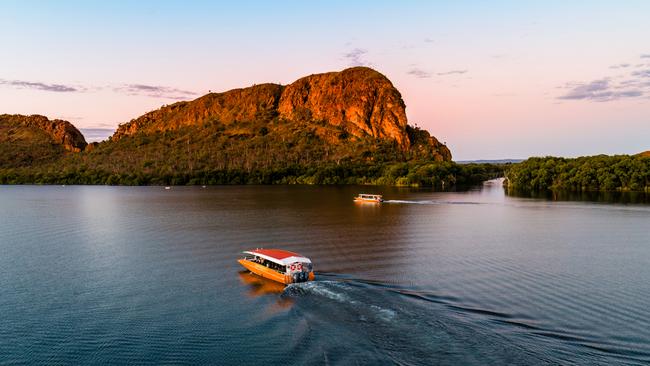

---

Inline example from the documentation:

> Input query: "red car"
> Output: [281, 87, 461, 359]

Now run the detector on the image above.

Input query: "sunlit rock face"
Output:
[0, 114, 87, 152]
[111, 67, 450, 160]
[277, 67, 410, 149]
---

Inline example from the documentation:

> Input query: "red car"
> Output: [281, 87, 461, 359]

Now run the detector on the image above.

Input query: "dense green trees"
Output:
[505, 155, 650, 192]
[0, 160, 502, 187]
[0, 120, 503, 187]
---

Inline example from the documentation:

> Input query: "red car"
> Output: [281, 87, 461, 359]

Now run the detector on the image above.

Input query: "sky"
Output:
[1, 0, 649, 160]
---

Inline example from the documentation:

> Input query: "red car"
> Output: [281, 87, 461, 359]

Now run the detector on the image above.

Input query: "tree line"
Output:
[505, 155, 650, 192]
[0, 161, 503, 187]
[1, 120, 503, 187]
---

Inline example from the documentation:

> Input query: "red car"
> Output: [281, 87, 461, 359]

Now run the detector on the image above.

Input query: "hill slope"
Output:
[0, 114, 87, 168]
[111, 67, 450, 161]
[0, 67, 497, 186]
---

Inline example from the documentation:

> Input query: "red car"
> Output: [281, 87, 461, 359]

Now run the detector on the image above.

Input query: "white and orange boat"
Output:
[354, 193, 384, 203]
[238, 248, 315, 285]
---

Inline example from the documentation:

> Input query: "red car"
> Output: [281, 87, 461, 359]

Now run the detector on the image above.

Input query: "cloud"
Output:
[437, 70, 468, 76]
[0, 79, 81, 92]
[114, 84, 198, 99]
[343, 48, 370, 66]
[557, 54, 650, 102]
[558, 78, 644, 101]
[407, 67, 431, 79]
[90, 122, 116, 128]
[0, 77, 197, 100]
[405, 66, 468, 79]
[609, 63, 631, 69]
[631, 69, 650, 78]
[424, 38, 434, 43]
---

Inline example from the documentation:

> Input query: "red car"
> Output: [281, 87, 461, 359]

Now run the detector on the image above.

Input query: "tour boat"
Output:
[238, 248, 315, 285]
[354, 193, 384, 203]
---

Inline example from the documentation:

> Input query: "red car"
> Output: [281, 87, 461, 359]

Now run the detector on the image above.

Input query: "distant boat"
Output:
[354, 193, 384, 203]
[165, 186, 171, 190]
[238, 248, 314, 285]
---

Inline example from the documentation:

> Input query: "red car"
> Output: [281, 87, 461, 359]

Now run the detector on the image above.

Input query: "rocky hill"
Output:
[0, 67, 478, 186]
[0, 114, 87, 152]
[112, 67, 450, 161]
[0, 114, 87, 168]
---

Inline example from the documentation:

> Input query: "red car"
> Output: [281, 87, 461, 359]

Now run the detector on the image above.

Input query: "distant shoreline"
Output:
[456, 159, 523, 165]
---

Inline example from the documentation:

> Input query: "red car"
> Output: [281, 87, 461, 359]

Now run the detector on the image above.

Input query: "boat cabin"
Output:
[239, 248, 315, 284]
[354, 193, 384, 202]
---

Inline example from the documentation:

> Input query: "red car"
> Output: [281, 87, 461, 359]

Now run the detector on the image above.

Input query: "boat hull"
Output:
[238, 259, 314, 285]
[354, 198, 383, 203]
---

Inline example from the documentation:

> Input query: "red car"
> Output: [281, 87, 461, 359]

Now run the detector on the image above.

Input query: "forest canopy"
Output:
[505, 155, 650, 192]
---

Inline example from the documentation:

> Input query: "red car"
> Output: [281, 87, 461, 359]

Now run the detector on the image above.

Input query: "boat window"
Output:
[254, 257, 285, 274]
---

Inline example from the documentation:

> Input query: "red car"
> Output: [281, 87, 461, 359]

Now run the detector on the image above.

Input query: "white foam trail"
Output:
[384, 200, 480, 205]
[370, 305, 397, 321]
[384, 200, 437, 204]
[287, 281, 397, 322]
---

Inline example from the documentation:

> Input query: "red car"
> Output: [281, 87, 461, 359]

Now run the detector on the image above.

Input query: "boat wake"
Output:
[274, 274, 650, 365]
[278, 275, 558, 365]
[384, 199, 482, 205]
[284, 281, 397, 322]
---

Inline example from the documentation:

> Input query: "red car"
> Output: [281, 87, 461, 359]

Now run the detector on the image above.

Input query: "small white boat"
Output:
[354, 193, 384, 203]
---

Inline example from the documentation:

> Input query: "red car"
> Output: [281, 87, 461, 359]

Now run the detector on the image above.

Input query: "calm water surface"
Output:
[1, 183, 649, 365]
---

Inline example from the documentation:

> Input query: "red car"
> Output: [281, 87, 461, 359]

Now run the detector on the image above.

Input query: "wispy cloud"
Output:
[0, 77, 198, 100]
[0, 79, 81, 92]
[558, 78, 644, 102]
[557, 55, 650, 102]
[437, 70, 468, 76]
[424, 38, 434, 43]
[407, 67, 431, 79]
[631, 69, 650, 78]
[609, 63, 631, 69]
[114, 84, 198, 99]
[55, 115, 84, 121]
[406, 66, 468, 79]
[343, 48, 370, 67]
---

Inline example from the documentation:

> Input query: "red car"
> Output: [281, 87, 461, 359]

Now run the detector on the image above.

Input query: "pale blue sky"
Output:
[1, 1, 649, 159]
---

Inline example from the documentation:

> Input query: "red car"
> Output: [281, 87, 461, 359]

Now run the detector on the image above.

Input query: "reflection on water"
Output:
[1, 183, 649, 365]
[238, 271, 288, 296]
[507, 187, 650, 204]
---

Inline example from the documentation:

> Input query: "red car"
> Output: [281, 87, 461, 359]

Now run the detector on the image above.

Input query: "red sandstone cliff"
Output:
[0, 114, 87, 152]
[111, 67, 450, 160]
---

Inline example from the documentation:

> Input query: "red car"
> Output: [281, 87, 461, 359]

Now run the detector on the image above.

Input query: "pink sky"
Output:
[1, 1, 649, 160]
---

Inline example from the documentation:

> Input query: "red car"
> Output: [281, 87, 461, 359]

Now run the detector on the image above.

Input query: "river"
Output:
[1, 182, 649, 364]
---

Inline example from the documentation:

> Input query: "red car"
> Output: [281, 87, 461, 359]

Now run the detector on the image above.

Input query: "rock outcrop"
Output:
[111, 67, 450, 160]
[277, 67, 410, 148]
[112, 84, 283, 140]
[0, 114, 87, 152]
